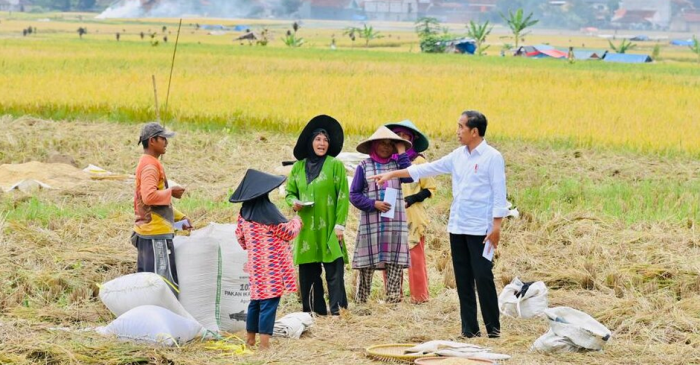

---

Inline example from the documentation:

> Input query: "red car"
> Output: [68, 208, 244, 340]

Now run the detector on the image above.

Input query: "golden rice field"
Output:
[0, 13, 699, 156]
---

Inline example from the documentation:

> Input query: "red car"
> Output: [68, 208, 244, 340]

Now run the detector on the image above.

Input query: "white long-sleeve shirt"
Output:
[407, 140, 508, 235]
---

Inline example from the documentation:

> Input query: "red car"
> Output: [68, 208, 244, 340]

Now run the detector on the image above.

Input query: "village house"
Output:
[0, 0, 32, 12]
[298, 0, 364, 20]
[612, 0, 672, 29]
[670, 10, 700, 31]
[362, 0, 423, 22]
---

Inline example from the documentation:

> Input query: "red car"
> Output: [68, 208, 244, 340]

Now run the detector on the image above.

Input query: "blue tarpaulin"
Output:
[670, 39, 694, 46]
[630, 35, 650, 41]
[603, 53, 652, 63]
[437, 38, 477, 54]
[572, 50, 606, 60]
[233, 25, 249, 31]
[201, 24, 226, 30]
[455, 40, 477, 54]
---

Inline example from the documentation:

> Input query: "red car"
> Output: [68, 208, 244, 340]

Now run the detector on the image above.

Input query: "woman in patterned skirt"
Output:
[385, 120, 436, 304]
[349, 126, 413, 304]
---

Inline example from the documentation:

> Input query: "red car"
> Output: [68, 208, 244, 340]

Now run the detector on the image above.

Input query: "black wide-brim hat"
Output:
[293, 115, 344, 160]
[229, 169, 286, 203]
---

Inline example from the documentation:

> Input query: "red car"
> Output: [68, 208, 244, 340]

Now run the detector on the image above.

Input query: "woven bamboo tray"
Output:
[414, 357, 495, 365]
[366, 344, 426, 362]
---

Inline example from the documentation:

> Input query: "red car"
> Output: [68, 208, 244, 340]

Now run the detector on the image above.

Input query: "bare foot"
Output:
[246, 332, 256, 347]
[259, 334, 271, 350]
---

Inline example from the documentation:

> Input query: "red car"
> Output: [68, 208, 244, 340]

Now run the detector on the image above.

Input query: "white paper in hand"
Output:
[168, 179, 182, 188]
[482, 240, 494, 262]
[380, 187, 398, 219]
[293, 199, 314, 207]
[174, 219, 189, 231]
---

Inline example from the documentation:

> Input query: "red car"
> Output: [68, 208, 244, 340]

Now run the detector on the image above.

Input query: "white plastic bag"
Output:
[498, 277, 548, 318]
[174, 223, 250, 334]
[406, 341, 485, 355]
[405, 340, 510, 362]
[99, 272, 197, 322]
[96, 305, 204, 346]
[532, 306, 611, 353]
[435, 350, 510, 361]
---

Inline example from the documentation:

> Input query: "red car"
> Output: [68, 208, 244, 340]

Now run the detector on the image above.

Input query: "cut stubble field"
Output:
[0, 117, 699, 364]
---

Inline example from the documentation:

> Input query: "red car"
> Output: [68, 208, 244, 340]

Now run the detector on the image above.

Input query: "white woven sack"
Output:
[174, 223, 249, 334]
[498, 277, 548, 319]
[96, 305, 204, 346]
[174, 224, 222, 332]
[532, 329, 580, 353]
[545, 306, 611, 351]
[218, 228, 250, 333]
[99, 272, 197, 322]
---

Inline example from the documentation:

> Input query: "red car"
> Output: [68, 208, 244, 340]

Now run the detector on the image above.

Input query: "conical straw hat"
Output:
[384, 119, 429, 153]
[356, 126, 412, 154]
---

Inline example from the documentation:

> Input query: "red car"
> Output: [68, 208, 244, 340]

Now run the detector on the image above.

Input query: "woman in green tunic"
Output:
[286, 115, 350, 316]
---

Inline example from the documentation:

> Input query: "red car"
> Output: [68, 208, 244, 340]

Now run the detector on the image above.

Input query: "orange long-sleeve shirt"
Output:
[133, 155, 185, 238]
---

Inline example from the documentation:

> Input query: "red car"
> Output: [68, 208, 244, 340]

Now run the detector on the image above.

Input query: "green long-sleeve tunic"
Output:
[286, 157, 349, 265]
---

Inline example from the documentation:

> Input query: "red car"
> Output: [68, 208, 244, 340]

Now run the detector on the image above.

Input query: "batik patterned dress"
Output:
[235, 214, 301, 300]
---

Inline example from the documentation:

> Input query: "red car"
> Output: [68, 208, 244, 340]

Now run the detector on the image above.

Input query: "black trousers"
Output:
[298, 257, 348, 315]
[449, 234, 500, 338]
[134, 234, 179, 296]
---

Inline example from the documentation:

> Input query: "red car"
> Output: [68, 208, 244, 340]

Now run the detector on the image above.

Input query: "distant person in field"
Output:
[384, 120, 436, 304]
[350, 126, 413, 305]
[131, 122, 191, 295]
[286, 115, 350, 316]
[231, 169, 302, 350]
[371, 111, 508, 338]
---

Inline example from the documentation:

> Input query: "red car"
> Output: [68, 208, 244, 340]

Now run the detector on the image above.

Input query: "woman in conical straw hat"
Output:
[231, 169, 302, 350]
[384, 119, 436, 304]
[349, 126, 413, 305]
[285, 115, 350, 316]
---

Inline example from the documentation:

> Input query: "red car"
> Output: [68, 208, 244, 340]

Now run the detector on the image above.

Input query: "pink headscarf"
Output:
[370, 140, 393, 164]
[390, 126, 419, 161]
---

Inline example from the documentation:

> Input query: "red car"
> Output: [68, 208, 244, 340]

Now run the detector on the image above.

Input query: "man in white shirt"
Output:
[371, 110, 508, 338]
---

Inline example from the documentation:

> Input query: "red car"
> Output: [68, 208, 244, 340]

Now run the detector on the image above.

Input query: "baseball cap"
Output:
[138, 122, 176, 145]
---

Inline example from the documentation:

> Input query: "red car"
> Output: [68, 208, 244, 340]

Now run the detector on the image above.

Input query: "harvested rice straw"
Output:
[204, 335, 253, 356]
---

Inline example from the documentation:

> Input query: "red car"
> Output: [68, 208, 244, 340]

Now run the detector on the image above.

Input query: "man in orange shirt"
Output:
[131, 122, 191, 294]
